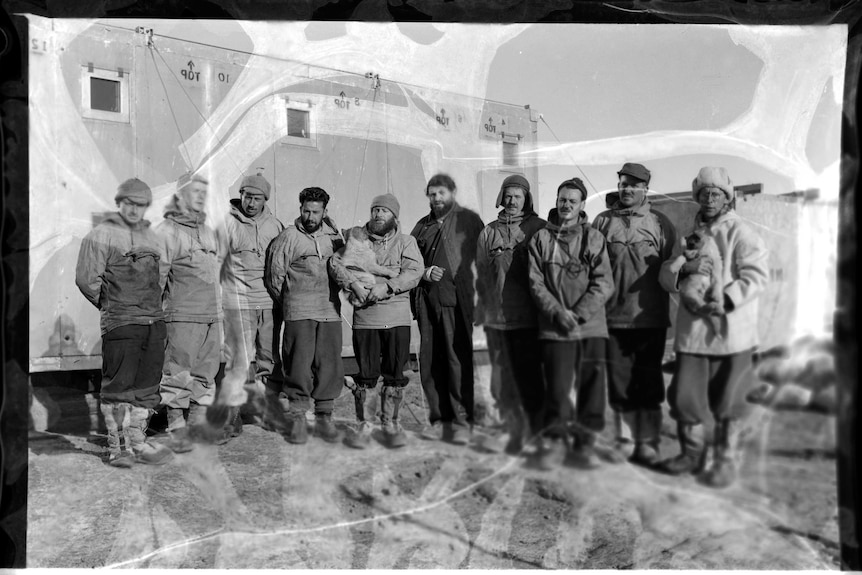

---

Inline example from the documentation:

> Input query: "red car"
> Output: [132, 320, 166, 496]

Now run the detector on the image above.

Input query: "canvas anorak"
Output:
[528, 210, 614, 341]
[592, 198, 676, 328]
[329, 221, 423, 329]
[265, 216, 344, 322]
[75, 212, 166, 335]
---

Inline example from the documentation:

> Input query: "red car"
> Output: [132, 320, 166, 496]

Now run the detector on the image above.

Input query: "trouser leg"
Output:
[221, 308, 253, 407]
[310, 321, 344, 415]
[573, 337, 607, 436]
[189, 321, 221, 409]
[417, 299, 444, 424]
[101, 325, 148, 404]
[508, 329, 544, 438]
[282, 319, 317, 414]
[540, 340, 576, 439]
[440, 306, 473, 426]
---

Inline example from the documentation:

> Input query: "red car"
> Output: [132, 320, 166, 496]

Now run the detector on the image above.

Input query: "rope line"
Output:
[539, 114, 599, 196]
[148, 47, 193, 169]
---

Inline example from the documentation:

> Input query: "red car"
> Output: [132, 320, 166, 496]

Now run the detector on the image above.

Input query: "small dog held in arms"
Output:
[679, 229, 725, 338]
[339, 226, 398, 307]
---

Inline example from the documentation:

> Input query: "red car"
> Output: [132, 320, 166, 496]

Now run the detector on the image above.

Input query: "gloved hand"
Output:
[680, 256, 713, 277]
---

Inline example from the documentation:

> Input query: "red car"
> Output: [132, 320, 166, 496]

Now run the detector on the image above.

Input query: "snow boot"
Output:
[567, 431, 602, 469]
[101, 402, 134, 468]
[163, 407, 194, 453]
[380, 386, 407, 449]
[535, 436, 566, 471]
[630, 410, 662, 467]
[656, 422, 706, 475]
[314, 412, 341, 443]
[129, 406, 174, 465]
[285, 409, 309, 444]
[346, 387, 372, 449]
[700, 419, 737, 488]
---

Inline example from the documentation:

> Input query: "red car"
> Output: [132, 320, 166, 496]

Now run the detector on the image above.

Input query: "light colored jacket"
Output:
[528, 210, 614, 341]
[329, 222, 423, 329]
[476, 206, 547, 330]
[265, 216, 344, 322]
[156, 196, 224, 324]
[659, 210, 769, 355]
[592, 199, 676, 329]
[75, 213, 166, 335]
[221, 200, 284, 310]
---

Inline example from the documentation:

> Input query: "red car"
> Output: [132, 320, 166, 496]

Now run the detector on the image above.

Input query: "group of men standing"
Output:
[76, 161, 768, 489]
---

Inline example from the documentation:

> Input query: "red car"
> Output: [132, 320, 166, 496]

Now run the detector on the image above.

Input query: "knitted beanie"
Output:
[115, 178, 152, 205]
[240, 173, 272, 199]
[371, 194, 400, 219]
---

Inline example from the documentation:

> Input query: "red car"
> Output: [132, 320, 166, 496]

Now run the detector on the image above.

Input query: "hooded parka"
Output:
[76, 213, 166, 335]
[476, 186, 547, 330]
[157, 195, 224, 324]
[221, 199, 285, 309]
[659, 210, 769, 355]
[265, 216, 344, 322]
[528, 210, 615, 341]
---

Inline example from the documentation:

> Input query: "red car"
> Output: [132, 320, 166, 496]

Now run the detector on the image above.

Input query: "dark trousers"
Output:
[540, 338, 607, 439]
[101, 321, 165, 409]
[668, 351, 754, 424]
[281, 319, 344, 414]
[607, 328, 667, 412]
[486, 328, 544, 435]
[417, 301, 474, 426]
[353, 326, 411, 389]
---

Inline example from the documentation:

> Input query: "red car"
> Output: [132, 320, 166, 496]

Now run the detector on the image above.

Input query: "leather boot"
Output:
[129, 407, 174, 465]
[346, 387, 372, 449]
[285, 408, 309, 444]
[101, 402, 133, 468]
[380, 387, 407, 448]
[700, 419, 737, 488]
[630, 410, 662, 467]
[568, 430, 601, 469]
[656, 422, 705, 475]
[314, 412, 341, 443]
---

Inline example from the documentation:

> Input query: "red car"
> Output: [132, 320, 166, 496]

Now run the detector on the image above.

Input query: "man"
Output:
[216, 171, 285, 440]
[592, 163, 676, 466]
[329, 194, 423, 448]
[657, 167, 769, 488]
[156, 172, 224, 446]
[528, 177, 614, 470]
[475, 174, 547, 454]
[75, 178, 174, 467]
[265, 186, 345, 444]
[410, 173, 484, 444]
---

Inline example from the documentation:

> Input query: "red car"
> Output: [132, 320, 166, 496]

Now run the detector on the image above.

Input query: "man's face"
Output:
[617, 175, 647, 207]
[556, 187, 583, 222]
[118, 198, 148, 225]
[300, 200, 326, 233]
[697, 187, 729, 219]
[240, 189, 267, 218]
[501, 186, 526, 216]
[368, 206, 396, 235]
[180, 181, 207, 213]
[426, 185, 455, 216]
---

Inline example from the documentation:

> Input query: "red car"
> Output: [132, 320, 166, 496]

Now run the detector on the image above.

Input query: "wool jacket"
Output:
[329, 221, 423, 329]
[156, 195, 224, 324]
[476, 194, 547, 330]
[528, 210, 614, 341]
[410, 203, 484, 327]
[265, 216, 344, 322]
[659, 210, 769, 355]
[592, 198, 676, 329]
[221, 200, 284, 310]
[75, 213, 166, 335]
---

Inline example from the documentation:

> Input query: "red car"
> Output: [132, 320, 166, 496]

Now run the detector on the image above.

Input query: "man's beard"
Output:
[302, 218, 322, 233]
[432, 199, 455, 217]
[368, 218, 397, 236]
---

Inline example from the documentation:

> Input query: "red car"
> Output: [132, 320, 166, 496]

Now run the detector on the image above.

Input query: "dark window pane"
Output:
[90, 77, 120, 112]
[503, 142, 518, 166]
[287, 108, 309, 138]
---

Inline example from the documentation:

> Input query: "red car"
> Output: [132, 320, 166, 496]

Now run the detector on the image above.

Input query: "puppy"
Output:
[679, 229, 724, 338]
[340, 226, 397, 307]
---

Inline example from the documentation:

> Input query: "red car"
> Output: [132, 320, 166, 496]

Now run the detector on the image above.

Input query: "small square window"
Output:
[503, 141, 518, 166]
[81, 66, 130, 123]
[287, 108, 309, 138]
[90, 77, 121, 113]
